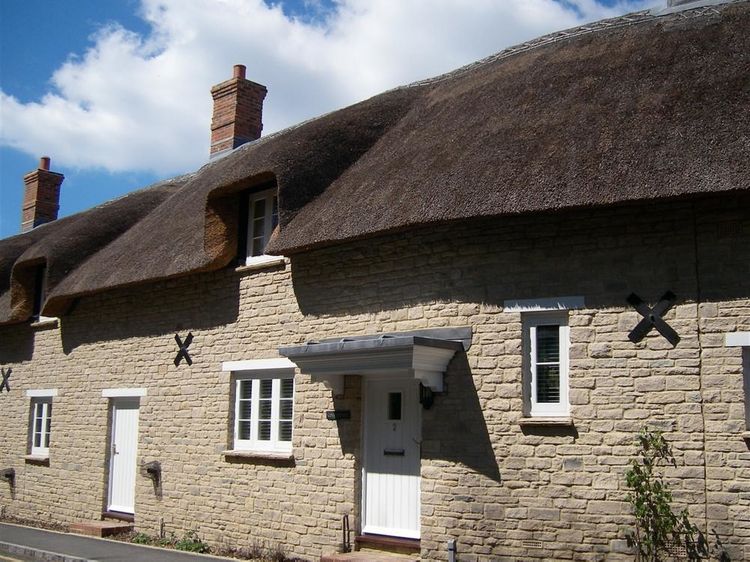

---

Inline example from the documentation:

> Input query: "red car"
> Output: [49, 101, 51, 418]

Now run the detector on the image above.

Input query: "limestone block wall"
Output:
[0, 194, 748, 561]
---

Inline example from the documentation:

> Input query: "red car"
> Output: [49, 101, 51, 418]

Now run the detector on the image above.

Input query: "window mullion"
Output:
[270, 378, 280, 444]
[264, 193, 273, 248]
[234, 380, 242, 447]
[530, 325, 538, 407]
[42, 402, 48, 444]
[251, 379, 260, 443]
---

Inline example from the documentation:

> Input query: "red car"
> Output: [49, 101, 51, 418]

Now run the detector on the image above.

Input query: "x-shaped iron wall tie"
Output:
[626, 291, 680, 347]
[174, 333, 194, 366]
[0, 367, 11, 393]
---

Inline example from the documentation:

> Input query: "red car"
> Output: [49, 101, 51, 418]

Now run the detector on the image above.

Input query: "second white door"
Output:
[108, 398, 140, 514]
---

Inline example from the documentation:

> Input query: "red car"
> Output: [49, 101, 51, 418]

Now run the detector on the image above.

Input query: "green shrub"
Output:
[130, 532, 152, 545]
[174, 530, 210, 553]
[625, 428, 729, 561]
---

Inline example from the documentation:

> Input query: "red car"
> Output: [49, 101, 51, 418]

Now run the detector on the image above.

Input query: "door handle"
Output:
[384, 448, 405, 456]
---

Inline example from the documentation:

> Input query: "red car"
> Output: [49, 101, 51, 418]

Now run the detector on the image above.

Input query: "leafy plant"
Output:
[174, 530, 210, 553]
[624, 428, 728, 561]
[130, 532, 152, 545]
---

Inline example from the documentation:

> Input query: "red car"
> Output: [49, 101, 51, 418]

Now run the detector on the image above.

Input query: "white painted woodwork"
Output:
[26, 389, 58, 398]
[221, 357, 296, 372]
[311, 373, 344, 395]
[504, 295, 585, 312]
[289, 343, 457, 393]
[102, 388, 147, 398]
[362, 378, 421, 539]
[726, 332, 750, 347]
[108, 398, 140, 514]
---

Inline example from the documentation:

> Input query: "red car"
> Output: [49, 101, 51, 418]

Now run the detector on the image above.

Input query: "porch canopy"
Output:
[278, 328, 471, 395]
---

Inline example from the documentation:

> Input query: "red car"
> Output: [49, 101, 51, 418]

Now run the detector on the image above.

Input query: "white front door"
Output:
[362, 378, 421, 538]
[108, 398, 140, 514]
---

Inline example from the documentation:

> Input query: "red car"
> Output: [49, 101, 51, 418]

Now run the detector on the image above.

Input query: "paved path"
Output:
[0, 523, 239, 562]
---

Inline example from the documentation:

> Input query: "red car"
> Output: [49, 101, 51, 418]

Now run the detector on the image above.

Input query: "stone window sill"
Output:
[519, 417, 574, 427]
[222, 450, 294, 461]
[741, 431, 750, 441]
[24, 455, 50, 465]
[30, 317, 59, 329]
[235, 256, 286, 273]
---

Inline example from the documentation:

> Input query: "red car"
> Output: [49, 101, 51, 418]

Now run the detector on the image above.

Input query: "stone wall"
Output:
[0, 194, 748, 561]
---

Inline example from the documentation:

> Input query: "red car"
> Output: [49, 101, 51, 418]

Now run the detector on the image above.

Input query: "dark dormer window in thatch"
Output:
[238, 183, 279, 266]
[31, 266, 55, 324]
[32, 266, 45, 320]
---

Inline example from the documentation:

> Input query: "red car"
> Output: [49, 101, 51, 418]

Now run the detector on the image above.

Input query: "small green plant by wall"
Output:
[624, 428, 730, 562]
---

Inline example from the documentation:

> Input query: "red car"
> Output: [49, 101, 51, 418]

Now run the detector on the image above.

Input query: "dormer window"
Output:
[32, 267, 45, 320]
[248, 188, 278, 260]
[238, 183, 281, 267]
[31, 266, 56, 325]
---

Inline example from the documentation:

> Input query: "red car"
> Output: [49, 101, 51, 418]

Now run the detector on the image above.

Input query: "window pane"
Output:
[280, 378, 293, 398]
[280, 400, 293, 420]
[240, 380, 252, 400]
[34, 431, 41, 448]
[260, 379, 273, 399]
[279, 421, 292, 442]
[537, 364, 561, 403]
[253, 199, 266, 219]
[44, 430, 50, 448]
[259, 399, 272, 419]
[238, 399, 252, 420]
[35, 417, 43, 435]
[252, 236, 265, 256]
[536, 325, 560, 362]
[388, 392, 402, 420]
[258, 421, 271, 441]
[250, 198, 267, 256]
[238, 420, 252, 440]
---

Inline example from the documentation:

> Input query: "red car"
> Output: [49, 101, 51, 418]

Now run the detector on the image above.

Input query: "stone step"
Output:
[69, 520, 133, 537]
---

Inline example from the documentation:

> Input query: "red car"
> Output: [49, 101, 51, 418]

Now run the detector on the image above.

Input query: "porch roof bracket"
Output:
[279, 333, 466, 395]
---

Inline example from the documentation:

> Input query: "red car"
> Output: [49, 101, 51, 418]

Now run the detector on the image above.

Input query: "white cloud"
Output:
[0, 0, 657, 176]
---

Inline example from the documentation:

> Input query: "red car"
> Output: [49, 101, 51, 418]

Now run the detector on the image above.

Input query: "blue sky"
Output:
[0, 0, 656, 240]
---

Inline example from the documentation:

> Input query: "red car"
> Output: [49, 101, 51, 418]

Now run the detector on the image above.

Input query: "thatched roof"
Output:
[0, 178, 186, 323]
[1, 0, 748, 324]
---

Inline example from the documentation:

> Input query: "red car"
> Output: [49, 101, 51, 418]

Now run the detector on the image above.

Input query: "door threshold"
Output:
[355, 534, 420, 554]
[102, 510, 135, 522]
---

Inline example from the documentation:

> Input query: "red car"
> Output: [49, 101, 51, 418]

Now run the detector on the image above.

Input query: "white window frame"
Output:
[234, 375, 293, 453]
[245, 188, 278, 265]
[27, 389, 57, 457]
[725, 333, 750, 432]
[523, 312, 570, 417]
[226, 359, 295, 453]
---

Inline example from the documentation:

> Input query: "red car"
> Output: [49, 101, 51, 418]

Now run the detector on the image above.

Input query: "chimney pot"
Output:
[233, 64, 246, 79]
[39, 156, 51, 171]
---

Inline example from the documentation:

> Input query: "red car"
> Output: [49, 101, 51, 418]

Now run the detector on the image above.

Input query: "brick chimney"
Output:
[210, 64, 267, 158]
[21, 156, 64, 233]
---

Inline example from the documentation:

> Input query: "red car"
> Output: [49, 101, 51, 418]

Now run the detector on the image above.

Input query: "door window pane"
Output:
[388, 392, 402, 420]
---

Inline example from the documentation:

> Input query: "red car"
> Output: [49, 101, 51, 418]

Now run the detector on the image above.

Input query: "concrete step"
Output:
[68, 521, 133, 538]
